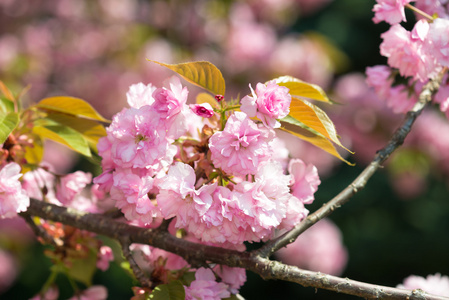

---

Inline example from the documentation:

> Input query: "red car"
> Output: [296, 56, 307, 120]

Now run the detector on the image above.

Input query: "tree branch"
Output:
[256, 71, 446, 258]
[23, 199, 449, 299]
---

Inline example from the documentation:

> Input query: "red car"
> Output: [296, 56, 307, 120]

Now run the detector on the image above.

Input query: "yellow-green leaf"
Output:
[0, 112, 19, 144]
[273, 76, 333, 103]
[280, 122, 353, 165]
[35, 96, 109, 122]
[196, 92, 219, 108]
[46, 112, 106, 153]
[149, 280, 185, 300]
[148, 60, 226, 96]
[23, 134, 44, 173]
[33, 123, 91, 157]
[288, 97, 351, 152]
[0, 81, 15, 101]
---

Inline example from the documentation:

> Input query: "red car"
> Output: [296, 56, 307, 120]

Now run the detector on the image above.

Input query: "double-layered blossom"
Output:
[372, 0, 412, 24]
[426, 18, 449, 68]
[0, 163, 30, 219]
[110, 168, 160, 223]
[241, 80, 291, 128]
[156, 162, 217, 229]
[55, 171, 92, 205]
[184, 268, 230, 300]
[380, 21, 438, 82]
[288, 159, 320, 205]
[105, 106, 175, 172]
[209, 111, 274, 177]
[126, 82, 156, 109]
[152, 76, 190, 139]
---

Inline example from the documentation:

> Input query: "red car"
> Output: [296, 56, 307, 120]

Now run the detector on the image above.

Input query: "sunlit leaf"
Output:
[22, 134, 44, 173]
[36, 96, 109, 122]
[46, 112, 107, 153]
[149, 280, 185, 300]
[273, 76, 333, 103]
[196, 92, 219, 108]
[33, 122, 91, 157]
[0, 81, 15, 101]
[148, 60, 226, 96]
[0, 112, 19, 144]
[0, 98, 15, 113]
[287, 97, 351, 152]
[280, 121, 353, 165]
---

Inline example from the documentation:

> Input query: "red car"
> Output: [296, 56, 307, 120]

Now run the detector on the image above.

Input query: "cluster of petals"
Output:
[397, 273, 449, 297]
[240, 80, 291, 128]
[55, 171, 92, 205]
[209, 111, 274, 177]
[425, 18, 449, 68]
[372, 0, 412, 25]
[380, 20, 439, 82]
[0, 162, 30, 219]
[288, 159, 321, 205]
[96, 246, 114, 271]
[156, 160, 312, 245]
[126, 82, 156, 109]
[184, 268, 230, 300]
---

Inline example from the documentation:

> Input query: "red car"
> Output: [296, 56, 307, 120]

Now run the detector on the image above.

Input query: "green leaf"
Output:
[287, 97, 351, 152]
[149, 280, 185, 300]
[0, 81, 15, 101]
[33, 122, 91, 157]
[65, 249, 97, 286]
[148, 60, 226, 96]
[45, 112, 106, 153]
[0, 112, 19, 144]
[273, 76, 333, 103]
[280, 120, 353, 165]
[0, 98, 15, 113]
[35, 96, 109, 122]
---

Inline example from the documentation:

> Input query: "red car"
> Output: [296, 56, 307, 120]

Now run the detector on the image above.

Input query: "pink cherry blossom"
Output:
[105, 106, 175, 172]
[68, 285, 108, 300]
[365, 65, 394, 100]
[110, 168, 160, 224]
[380, 22, 438, 82]
[241, 80, 291, 128]
[190, 103, 215, 118]
[288, 159, 320, 205]
[0, 163, 30, 219]
[0, 249, 17, 293]
[55, 171, 92, 205]
[372, 0, 412, 25]
[184, 268, 230, 300]
[29, 286, 59, 300]
[126, 82, 156, 109]
[275, 218, 348, 276]
[387, 84, 417, 113]
[97, 246, 114, 271]
[152, 76, 190, 139]
[156, 162, 217, 229]
[426, 18, 449, 68]
[397, 273, 449, 297]
[233, 161, 291, 241]
[209, 111, 274, 176]
[213, 265, 247, 295]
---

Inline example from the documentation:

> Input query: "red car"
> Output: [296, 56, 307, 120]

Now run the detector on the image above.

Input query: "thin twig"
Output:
[256, 70, 446, 258]
[120, 236, 152, 288]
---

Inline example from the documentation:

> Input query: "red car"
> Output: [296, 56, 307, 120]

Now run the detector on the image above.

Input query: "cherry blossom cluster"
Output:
[367, 1, 449, 116]
[91, 75, 320, 297]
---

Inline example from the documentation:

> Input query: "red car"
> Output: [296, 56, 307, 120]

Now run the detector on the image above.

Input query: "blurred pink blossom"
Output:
[0, 163, 30, 219]
[55, 171, 92, 205]
[288, 158, 320, 205]
[275, 218, 348, 276]
[97, 246, 114, 271]
[184, 268, 230, 300]
[397, 273, 449, 297]
[0, 249, 17, 293]
[68, 285, 108, 300]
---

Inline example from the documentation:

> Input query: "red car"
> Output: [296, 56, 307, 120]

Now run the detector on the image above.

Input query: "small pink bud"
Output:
[190, 103, 214, 118]
[215, 95, 224, 102]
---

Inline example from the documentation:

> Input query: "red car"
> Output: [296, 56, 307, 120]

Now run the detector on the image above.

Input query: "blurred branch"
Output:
[24, 199, 449, 299]
[256, 70, 446, 258]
